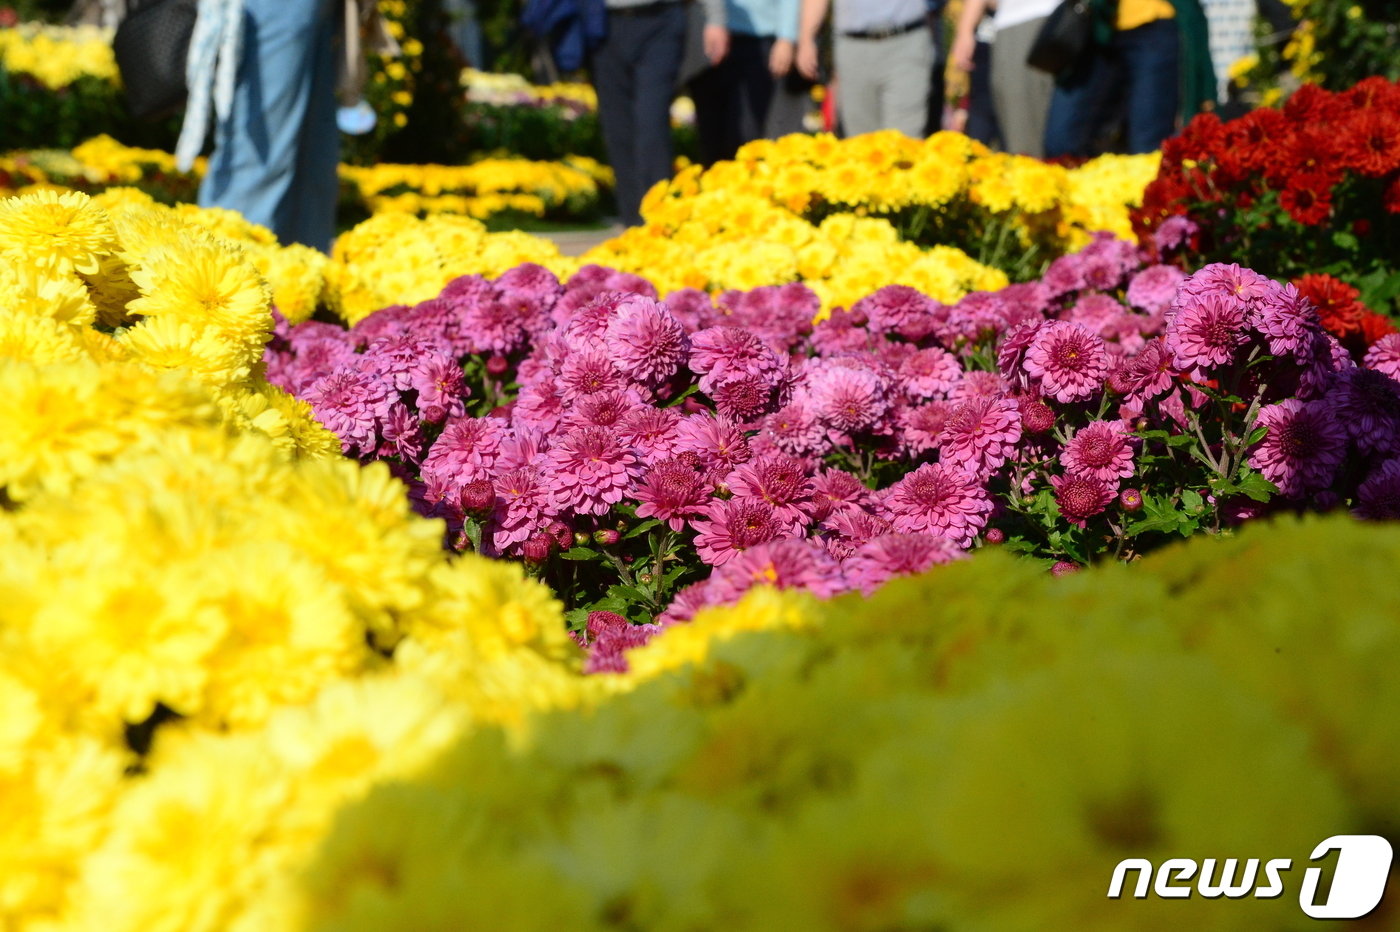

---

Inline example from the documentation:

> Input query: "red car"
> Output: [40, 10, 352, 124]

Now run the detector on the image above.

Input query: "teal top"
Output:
[726, 0, 801, 41]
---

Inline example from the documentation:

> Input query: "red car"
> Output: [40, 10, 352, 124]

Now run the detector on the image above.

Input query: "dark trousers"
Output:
[1043, 17, 1180, 158]
[591, 2, 688, 225]
[964, 39, 1001, 147]
[691, 33, 781, 166]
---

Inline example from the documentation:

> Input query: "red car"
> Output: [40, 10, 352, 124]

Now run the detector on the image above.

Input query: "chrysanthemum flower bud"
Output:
[593, 529, 621, 546]
[984, 527, 1005, 544]
[1051, 561, 1080, 576]
[1020, 398, 1055, 434]
[1119, 488, 1143, 511]
[459, 479, 495, 518]
[486, 354, 510, 376]
[549, 519, 573, 550]
[522, 534, 554, 565]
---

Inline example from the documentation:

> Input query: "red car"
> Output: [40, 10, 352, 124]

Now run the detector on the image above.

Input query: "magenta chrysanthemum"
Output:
[1110, 339, 1177, 400]
[604, 295, 690, 384]
[1166, 294, 1248, 370]
[304, 368, 393, 457]
[761, 402, 828, 456]
[1250, 282, 1320, 361]
[691, 498, 789, 565]
[853, 284, 941, 341]
[1126, 264, 1186, 316]
[542, 425, 641, 515]
[1355, 458, 1400, 520]
[408, 351, 468, 423]
[899, 346, 963, 400]
[673, 415, 752, 470]
[1049, 473, 1115, 527]
[615, 406, 682, 462]
[1327, 367, 1400, 455]
[633, 457, 712, 531]
[937, 394, 1022, 476]
[489, 465, 554, 550]
[727, 453, 816, 530]
[806, 362, 888, 432]
[1248, 398, 1347, 498]
[688, 326, 785, 394]
[420, 416, 511, 497]
[1022, 321, 1110, 403]
[1364, 334, 1400, 381]
[1060, 419, 1137, 483]
[878, 462, 992, 548]
[558, 347, 628, 399]
[703, 538, 846, 604]
[843, 533, 963, 596]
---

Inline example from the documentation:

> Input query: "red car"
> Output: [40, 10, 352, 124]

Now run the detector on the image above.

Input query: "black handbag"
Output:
[1026, 0, 1093, 76]
[112, 0, 199, 121]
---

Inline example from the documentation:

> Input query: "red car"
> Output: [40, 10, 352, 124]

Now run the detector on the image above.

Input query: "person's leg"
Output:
[1119, 18, 1180, 154]
[1042, 44, 1116, 158]
[199, 0, 336, 249]
[690, 56, 734, 166]
[964, 39, 1001, 146]
[764, 69, 813, 138]
[591, 15, 641, 224]
[990, 18, 1054, 157]
[626, 2, 688, 219]
[833, 36, 881, 137]
[285, 0, 338, 252]
[878, 27, 934, 138]
[732, 34, 776, 150]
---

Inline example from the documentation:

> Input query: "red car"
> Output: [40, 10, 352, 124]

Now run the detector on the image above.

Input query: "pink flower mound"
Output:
[633, 457, 711, 530]
[543, 425, 641, 515]
[1023, 321, 1110, 403]
[727, 453, 817, 530]
[1166, 293, 1248, 370]
[1126, 265, 1186, 316]
[806, 362, 888, 432]
[843, 533, 964, 596]
[490, 466, 553, 550]
[878, 463, 992, 548]
[421, 416, 511, 492]
[692, 498, 789, 565]
[900, 347, 963, 400]
[1364, 334, 1400, 380]
[603, 295, 690, 384]
[853, 284, 941, 341]
[1050, 473, 1115, 527]
[1355, 459, 1400, 520]
[1249, 399, 1347, 498]
[558, 348, 628, 400]
[937, 395, 1022, 476]
[304, 369, 393, 457]
[688, 327, 785, 394]
[703, 538, 847, 604]
[1329, 368, 1400, 455]
[762, 402, 827, 456]
[1060, 419, 1137, 483]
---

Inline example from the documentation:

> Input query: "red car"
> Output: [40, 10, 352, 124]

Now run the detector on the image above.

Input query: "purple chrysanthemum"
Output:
[809, 468, 875, 522]
[1165, 294, 1248, 371]
[543, 425, 642, 515]
[937, 394, 1022, 476]
[1060, 419, 1137, 483]
[1248, 398, 1347, 498]
[691, 498, 789, 565]
[726, 453, 816, 530]
[615, 406, 683, 462]
[1364, 334, 1400, 381]
[420, 416, 511, 496]
[583, 615, 665, 674]
[1022, 321, 1109, 403]
[408, 351, 468, 423]
[633, 457, 712, 531]
[1354, 458, 1400, 520]
[712, 376, 778, 422]
[662, 287, 719, 332]
[806, 361, 889, 432]
[1328, 367, 1400, 455]
[1153, 215, 1198, 253]
[304, 368, 393, 457]
[899, 401, 954, 455]
[853, 284, 941, 341]
[1251, 282, 1320, 361]
[1109, 338, 1177, 400]
[378, 403, 425, 463]
[878, 462, 992, 548]
[1049, 473, 1115, 527]
[512, 375, 567, 433]
[843, 533, 963, 596]
[558, 348, 628, 399]
[603, 295, 690, 384]
[562, 388, 648, 430]
[761, 402, 828, 456]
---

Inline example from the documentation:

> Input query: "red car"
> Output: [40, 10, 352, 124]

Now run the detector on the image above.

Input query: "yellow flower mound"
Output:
[341, 157, 611, 221]
[0, 23, 117, 89]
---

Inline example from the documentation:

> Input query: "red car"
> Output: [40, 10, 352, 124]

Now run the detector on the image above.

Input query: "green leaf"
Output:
[1246, 425, 1269, 446]
[560, 547, 601, 562]
[606, 584, 647, 603]
[564, 608, 591, 630]
[1126, 514, 1183, 538]
[1233, 470, 1279, 503]
[1166, 433, 1198, 449]
[623, 518, 661, 540]
[1181, 489, 1205, 513]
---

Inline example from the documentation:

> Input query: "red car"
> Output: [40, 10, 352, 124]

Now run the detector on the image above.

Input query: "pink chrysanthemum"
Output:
[662, 287, 718, 332]
[420, 416, 511, 496]
[378, 403, 424, 463]
[1328, 367, 1400, 455]
[948, 291, 1011, 343]
[712, 376, 778, 422]
[543, 425, 642, 515]
[511, 375, 566, 433]
[899, 400, 954, 455]
[806, 362, 889, 432]
[1060, 419, 1137, 483]
[604, 295, 690, 384]
[878, 462, 992, 548]
[761, 402, 828, 456]
[616, 406, 682, 462]
[673, 415, 752, 470]
[843, 533, 964, 596]
[304, 368, 393, 457]
[1126, 264, 1186, 316]
[938, 394, 1022, 476]
[1109, 339, 1177, 400]
[459, 292, 528, 355]
[691, 498, 789, 565]
[583, 616, 666, 674]
[558, 347, 628, 399]
[703, 538, 847, 604]
[689, 326, 786, 394]
[820, 509, 892, 559]
[1364, 334, 1400, 381]
[408, 351, 468, 423]
[997, 321, 1044, 388]
[1248, 398, 1347, 498]
[1355, 458, 1400, 520]
[899, 346, 963, 400]
[562, 388, 648, 430]
[1165, 293, 1248, 370]
[1251, 282, 1320, 361]
[362, 335, 441, 392]
[633, 457, 712, 531]
[1049, 473, 1115, 527]
[726, 453, 816, 530]
[810, 307, 876, 356]
[1022, 321, 1109, 403]
[1153, 215, 1197, 253]
[1174, 262, 1273, 310]
[853, 284, 941, 341]
[489, 465, 554, 550]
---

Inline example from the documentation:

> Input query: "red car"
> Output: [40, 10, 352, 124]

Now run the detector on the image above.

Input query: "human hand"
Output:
[949, 31, 975, 73]
[769, 38, 794, 76]
[703, 24, 729, 64]
[795, 37, 819, 80]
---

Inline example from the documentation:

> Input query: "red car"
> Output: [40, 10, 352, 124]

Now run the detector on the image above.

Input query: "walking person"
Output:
[794, 0, 936, 138]
[948, 0, 1056, 156]
[592, 0, 729, 225]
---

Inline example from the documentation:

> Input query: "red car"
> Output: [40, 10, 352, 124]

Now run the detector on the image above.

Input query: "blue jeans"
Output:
[1043, 17, 1180, 159]
[199, 0, 339, 252]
